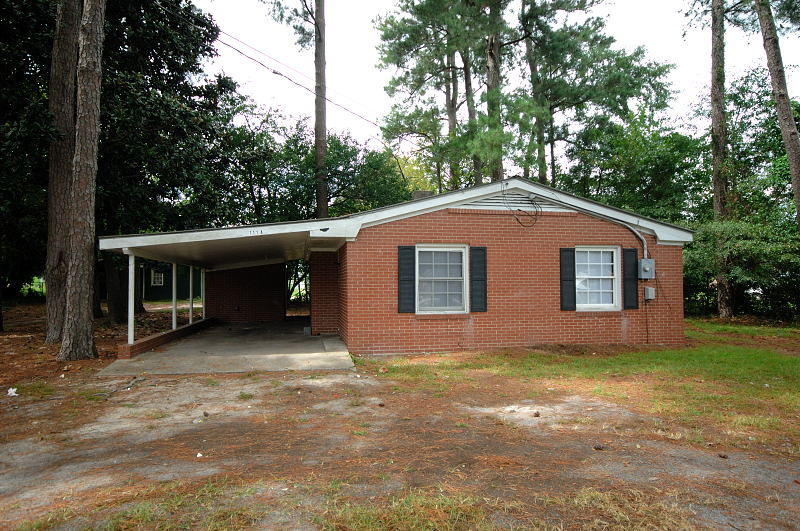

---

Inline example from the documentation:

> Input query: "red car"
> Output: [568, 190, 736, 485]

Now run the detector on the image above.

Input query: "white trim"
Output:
[414, 244, 470, 315]
[150, 269, 164, 286]
[575, 246, 621, 312]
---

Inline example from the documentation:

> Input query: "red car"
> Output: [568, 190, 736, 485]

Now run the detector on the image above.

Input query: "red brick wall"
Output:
[310, 251, 340, 334]
[205, 264, 285, 323]
[339, 208, 685, 354]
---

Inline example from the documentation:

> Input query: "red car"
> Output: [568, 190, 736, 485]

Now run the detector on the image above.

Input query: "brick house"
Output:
[100, 178, 693, 354]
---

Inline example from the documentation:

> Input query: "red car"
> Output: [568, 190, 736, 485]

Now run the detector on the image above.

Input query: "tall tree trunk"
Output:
[104, 254, 125, 324]
[45, 0, 80, 343]
[486, 1, 504, 181]
[58, 0, 105, 361]
[523, 32, 547, 184]
[314, 0, 328, 218]
[460, 50, 482, 185]
[711, 0, 734, 318]
[755, 0, 800, 231]
[536, 118, 547, 184]
[548, 116, 557, 185]
[445, 50, 460, 187]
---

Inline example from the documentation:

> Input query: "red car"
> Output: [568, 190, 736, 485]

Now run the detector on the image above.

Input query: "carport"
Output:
[98, 322, 352, 375]
[99, 218, 354, 364]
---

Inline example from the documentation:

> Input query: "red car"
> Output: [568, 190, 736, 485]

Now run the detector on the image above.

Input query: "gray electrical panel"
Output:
[638, 258, 656, 279]
[644, 286, 656, 300]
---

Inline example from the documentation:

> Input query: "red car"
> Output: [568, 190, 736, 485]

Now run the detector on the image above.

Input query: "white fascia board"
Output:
[353, 184, 510, 229]
[524, 184, 693, 243]
[99, 219, 360, 252]
[350, 178, 692, 245]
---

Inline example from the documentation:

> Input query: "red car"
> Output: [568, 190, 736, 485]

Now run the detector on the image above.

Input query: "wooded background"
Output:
[1, 0, 799, 344]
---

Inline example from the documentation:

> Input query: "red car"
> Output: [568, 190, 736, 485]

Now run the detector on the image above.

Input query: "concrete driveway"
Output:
[98, 322, 353, 375]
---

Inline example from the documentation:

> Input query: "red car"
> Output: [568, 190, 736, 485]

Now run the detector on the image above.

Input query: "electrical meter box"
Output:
[638, 258, 656, 279]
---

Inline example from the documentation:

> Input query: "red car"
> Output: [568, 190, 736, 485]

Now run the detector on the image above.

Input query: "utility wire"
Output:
[156, 0, 421, 153]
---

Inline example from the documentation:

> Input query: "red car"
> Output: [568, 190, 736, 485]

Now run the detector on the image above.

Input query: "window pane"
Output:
[576, 264, 588, 276]
[419, 294, 433, 308]
[419, 264, 433, 278]
[419, 280, 433, 293]
[433, 293, 448, 307]
[419, 251, 433, 264]
[601, 292, 614, 304]
[448, 264, 463, 277]
[601, 264, 613, 276]
[434, 264, 448, 278]
[447, 280, 462, 293]
[589, 264, 602, 276]
[450, 252, 462, 265]
[601, 251, 613, 263]
[600, 279, 613, 291]
[576, 291, 588, 304]
[589, 251, 602, 262]
[576, 278, 588, 290]
[589, 292, 601, 304]
[448, 293, 463, 307]
[576, 251, 588, 264]
[434, 251, 450, 263]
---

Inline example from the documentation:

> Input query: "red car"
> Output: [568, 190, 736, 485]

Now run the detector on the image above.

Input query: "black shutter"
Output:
[623, 248, 639, 310]
[470, 247, 487, 312]
[398, 246, 416, 313]
[560, 248, 576, 311]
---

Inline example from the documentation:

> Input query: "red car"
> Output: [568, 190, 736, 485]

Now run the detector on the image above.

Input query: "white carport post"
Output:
[171, 262, 177, 329]
[201, 269, 206, 319]
[188, 267, 194, 324]
[127, 253, 135, 345]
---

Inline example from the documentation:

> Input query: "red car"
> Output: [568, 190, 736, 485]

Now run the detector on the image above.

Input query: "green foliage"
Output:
[562, 110, 705, 223]
[0, 0, 55, 299]
[684, 221, 800, 318]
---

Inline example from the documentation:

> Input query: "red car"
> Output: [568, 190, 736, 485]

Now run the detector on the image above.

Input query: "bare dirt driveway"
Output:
[1, 306, 798, 529]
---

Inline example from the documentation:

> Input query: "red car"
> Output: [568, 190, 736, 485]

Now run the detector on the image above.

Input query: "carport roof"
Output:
[99, 177, 693, 270]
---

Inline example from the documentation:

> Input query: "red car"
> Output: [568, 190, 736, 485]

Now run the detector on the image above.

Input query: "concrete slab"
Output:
[97, 323, 353, 376]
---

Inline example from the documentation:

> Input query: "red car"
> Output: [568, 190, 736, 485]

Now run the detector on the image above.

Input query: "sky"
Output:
[192, 0, 800, 150]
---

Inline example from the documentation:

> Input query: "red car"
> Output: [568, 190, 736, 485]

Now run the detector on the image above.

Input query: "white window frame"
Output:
[150, 269, 164, 287]
[415, 244, 470, 315]
[575, 246, 621, 312]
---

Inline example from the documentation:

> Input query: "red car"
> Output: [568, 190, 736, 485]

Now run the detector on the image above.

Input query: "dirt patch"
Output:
[1, 367, 797, 529]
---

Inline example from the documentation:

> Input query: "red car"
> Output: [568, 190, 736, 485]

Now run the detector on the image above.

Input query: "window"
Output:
[151, 270, 164, 287]
[416, 246, 469, 313]
[575, 247, 620, 310]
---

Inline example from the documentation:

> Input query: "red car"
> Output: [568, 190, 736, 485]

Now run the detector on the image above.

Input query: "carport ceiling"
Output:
[100, 220, 350, 270]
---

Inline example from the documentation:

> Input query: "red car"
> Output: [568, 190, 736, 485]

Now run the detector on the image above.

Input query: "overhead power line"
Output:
[155, 0, 423, 153]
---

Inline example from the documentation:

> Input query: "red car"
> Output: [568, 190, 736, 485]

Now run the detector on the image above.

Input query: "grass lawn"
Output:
[2, 307, 799, 530]
[363, 318, 800, 454]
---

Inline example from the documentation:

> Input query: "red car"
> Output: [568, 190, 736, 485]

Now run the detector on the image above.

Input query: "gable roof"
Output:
[99, 178, 693, 269]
